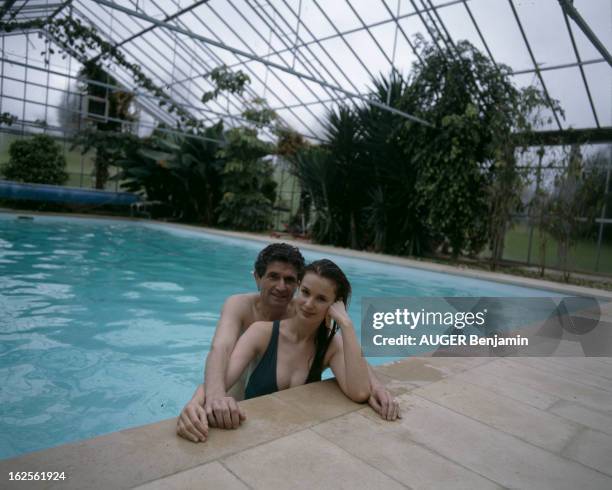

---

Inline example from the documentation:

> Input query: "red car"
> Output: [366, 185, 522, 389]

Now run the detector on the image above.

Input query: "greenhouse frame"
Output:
[0, 0, 611, 275]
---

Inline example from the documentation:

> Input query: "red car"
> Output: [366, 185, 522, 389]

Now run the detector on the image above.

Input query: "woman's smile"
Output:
[299, 307, 317, 318]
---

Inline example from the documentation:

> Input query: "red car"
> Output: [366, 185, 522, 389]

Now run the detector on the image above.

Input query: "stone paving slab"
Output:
[311, 411, 502, 490]
[270, 379, 367, 422]
[509, 357, 612, 392]
[549, 399, 612, 435]
[133, 461, 248, 490]
[388, 394, 612, 489]
[448, 365, 560, 410]
[562, 428, 612, 477]
[222, 430, 406, 490]
[373, 356, 494, 387]
[411, 377, 581, 453]
[470, 358, 612, 413]
[542, 356, 612, 380]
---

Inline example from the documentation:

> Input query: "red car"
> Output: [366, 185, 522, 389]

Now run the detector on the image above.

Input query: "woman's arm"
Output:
[325, 302, 370, 402]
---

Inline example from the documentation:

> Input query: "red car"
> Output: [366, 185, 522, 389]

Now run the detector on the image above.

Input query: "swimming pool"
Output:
[0, 213, 555, 459]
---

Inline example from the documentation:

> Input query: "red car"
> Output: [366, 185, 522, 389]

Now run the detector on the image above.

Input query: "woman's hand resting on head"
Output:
[326, 300, 352, 328]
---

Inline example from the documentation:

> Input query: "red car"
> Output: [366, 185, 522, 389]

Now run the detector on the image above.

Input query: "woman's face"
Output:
[295, 272, 337, 323]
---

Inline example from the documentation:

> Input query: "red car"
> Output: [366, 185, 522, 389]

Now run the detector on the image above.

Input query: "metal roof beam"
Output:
[130, 0, 278, 137]
[562, 10, 600, 128]
[279, 0, 363, 95]
[209, 0, 329, 129]
[344, 0, 395, 68]
[310, 0, 377, 82]
[511, 58, 605, 75]
[508, 0, 563, 130]
[262, 0, 366, 115]
[74, 2, 217, 126]
[110, 0, 210, 51]
[145, 0, 282, 138]
[408, 0, 445, 52]
[175, 0, 320, 138]
[241, 0, 338, 104]
[47, 0, 73, 21]
[460, 0, 500, 71]
[269, 95, 353, 111]
[5, 3, 65, 14]
[0, 1, 18, 21]
[244, 0, 367, 118]
[167, 0, 465, 89]
[258, 0, 371, 118]
[379, 0, 424, 66]
[558, 0, 612, 68]
[0, 56, 277, 127]
[423, 0, 456, 51]
[50, 6, 191, 128]
[513, 127, 612, 146]
[90, 0, 433, 126]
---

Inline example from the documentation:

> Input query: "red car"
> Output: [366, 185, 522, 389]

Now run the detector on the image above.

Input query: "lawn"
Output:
[501, 222, 612, 275]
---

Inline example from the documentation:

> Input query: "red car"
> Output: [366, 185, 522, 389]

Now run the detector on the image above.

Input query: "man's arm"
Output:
[178, 295, 248, 436]
[176, 383, 208, 442]
[204, 295, 250, 429]
[176, 382, 247, 443]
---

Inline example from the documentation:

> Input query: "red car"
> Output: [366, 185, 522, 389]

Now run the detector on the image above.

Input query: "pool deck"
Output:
[3, 213, 612, 488]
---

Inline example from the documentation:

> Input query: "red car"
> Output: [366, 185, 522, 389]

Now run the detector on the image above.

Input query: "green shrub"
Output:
[2, 134, 68, 185]
[216, 127, 276, 231]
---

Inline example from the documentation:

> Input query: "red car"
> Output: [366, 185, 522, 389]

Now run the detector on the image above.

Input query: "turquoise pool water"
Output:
[0, 214, 554, 459]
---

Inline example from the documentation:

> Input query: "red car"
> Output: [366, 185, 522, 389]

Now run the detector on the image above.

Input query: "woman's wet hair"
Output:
[303, 259, 352, 383]
[254, 243, 305, 279]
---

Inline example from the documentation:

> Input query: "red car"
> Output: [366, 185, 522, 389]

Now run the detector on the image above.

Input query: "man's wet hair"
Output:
[254, 243, 305, 279]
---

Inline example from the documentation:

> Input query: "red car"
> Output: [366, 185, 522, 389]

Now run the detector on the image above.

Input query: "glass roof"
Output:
[1, 0, 610, 140]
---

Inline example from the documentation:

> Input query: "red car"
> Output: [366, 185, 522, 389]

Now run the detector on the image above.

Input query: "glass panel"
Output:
[503, 216, 530, 264]
[541, 67, 595, 130]
[512, 0, 575, 68]
[573, 0, 612, 60]
[598, 224, 612, 274]
[583, 63, 612, 127]
[26, 83, 47, 105]
[467, 0, 533, 70]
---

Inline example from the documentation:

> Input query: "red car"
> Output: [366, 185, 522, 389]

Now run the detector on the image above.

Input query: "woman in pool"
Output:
[235, 258, 370, 402]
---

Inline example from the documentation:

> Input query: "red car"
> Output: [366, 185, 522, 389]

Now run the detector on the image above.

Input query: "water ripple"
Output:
[140, 282, 184, 292]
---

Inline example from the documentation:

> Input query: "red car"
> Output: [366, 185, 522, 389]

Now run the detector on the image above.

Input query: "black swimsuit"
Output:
[244, 320, 280, 399]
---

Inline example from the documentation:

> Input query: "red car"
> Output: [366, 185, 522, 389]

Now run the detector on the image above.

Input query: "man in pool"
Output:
[176, 243, 400, 443]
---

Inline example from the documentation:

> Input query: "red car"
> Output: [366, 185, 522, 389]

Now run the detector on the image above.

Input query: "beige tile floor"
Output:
[3, 355, 612, 490]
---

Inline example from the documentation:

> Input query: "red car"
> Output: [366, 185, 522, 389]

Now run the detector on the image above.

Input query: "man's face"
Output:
[255, 261, 299, 309]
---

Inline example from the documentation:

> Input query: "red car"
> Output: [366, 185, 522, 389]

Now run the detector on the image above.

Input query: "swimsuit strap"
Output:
[244, 320, 280, 399]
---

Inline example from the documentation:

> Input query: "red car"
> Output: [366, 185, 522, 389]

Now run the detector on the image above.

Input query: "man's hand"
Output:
[177, 396, 209, 443]
[368, 384, 401, 421]
[205, 395, 246, 429]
